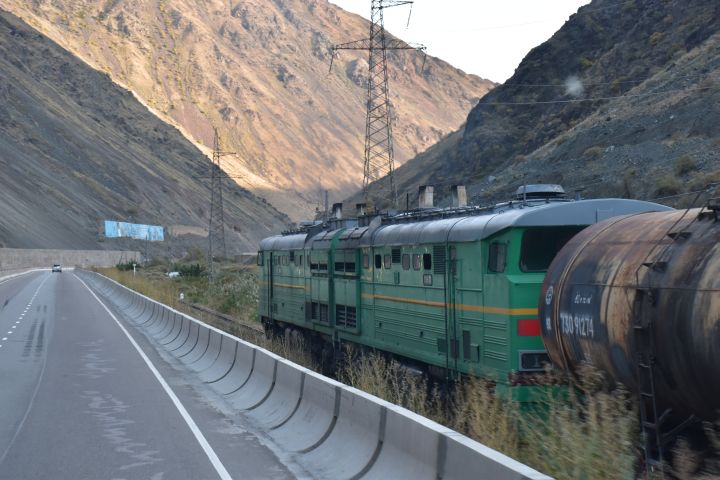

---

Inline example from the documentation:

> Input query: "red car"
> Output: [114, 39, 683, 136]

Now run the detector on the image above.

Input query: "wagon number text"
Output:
[560, 312, 595, 339]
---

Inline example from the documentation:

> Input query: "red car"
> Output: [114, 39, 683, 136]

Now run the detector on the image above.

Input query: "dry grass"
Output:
[451, 376, 521, 459]
[671, 421, 720, 479]
[336, 346, 444, 423]
[337, 351, 639, 480]
[519, 366, 638, 479]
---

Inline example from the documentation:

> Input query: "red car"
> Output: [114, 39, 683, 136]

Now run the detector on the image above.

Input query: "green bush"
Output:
[116, 261, 138, 271]
[172, 262, 206, 277]
[583, 146, 604, 158]
[578, 57, 594, 70]
[650, 31, 665, 46]
[689, 169, 720, 191]
[675, 155, 697, 176]
[655, 175, 683, 197]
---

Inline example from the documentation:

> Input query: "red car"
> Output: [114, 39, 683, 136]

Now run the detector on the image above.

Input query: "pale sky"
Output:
[328, 0, 592, 83]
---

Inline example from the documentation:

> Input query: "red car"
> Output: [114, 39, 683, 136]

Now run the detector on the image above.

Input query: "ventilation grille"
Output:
[391, 248, 402, 264]
[433, 245, 446, 274]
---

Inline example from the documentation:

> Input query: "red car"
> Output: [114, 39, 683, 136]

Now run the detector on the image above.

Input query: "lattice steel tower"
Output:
[331, 0, 425, 207]
[207, 127, 230, 279]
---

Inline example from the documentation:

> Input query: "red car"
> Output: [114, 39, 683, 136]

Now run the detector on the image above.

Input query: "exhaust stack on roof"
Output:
[418, 185, 434, 209]
[332, 203, 343, 219]
[356, 203, 366, 217]
[451, 185, 467, 208]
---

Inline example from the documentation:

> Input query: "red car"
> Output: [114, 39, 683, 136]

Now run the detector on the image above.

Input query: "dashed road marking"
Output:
[0, 274, 49, 354]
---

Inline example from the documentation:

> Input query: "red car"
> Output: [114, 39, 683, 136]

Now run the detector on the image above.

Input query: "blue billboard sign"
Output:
[104, 221, 164, 242]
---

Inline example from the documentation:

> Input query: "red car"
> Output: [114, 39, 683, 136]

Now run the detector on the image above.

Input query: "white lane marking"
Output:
[0, 274, 49, 361]
[75, 275, 232, 480]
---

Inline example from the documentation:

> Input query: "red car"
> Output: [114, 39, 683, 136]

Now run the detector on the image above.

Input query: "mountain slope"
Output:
[1, 0, 494, 220]
[383, 0, 720, 208]
[0, 10, 288, 252]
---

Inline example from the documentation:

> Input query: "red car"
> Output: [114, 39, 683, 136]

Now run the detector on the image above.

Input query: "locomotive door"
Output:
[267, 252, 274, 322]
[446, 245, 460, 377]
[450, 242, 484, 373]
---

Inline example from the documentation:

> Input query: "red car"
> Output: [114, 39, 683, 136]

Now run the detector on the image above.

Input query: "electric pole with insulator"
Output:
[330, 0, 425, 208]
[207, 127, 234, 281]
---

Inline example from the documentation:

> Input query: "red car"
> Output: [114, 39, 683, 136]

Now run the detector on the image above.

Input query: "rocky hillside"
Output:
[1, 0, 493, 220]
[0, 10, 288, 253]
[380, 0, 720, 209]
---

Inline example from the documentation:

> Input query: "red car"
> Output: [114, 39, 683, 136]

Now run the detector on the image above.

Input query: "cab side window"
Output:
[488, 242, 507, 273]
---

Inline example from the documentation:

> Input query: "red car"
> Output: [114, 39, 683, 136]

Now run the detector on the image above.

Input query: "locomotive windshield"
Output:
[520, 226, 585, 272]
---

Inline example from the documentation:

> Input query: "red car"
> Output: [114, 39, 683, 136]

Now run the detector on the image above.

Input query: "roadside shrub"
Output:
[116, 261, 138, 271]
[184, 245, 205, 262]
[675, 155, 698, 176]
[451, 376, 521, 458]
[578, 56, 594, 70]
[689, 169, 720, 191]
[654, 175, 683, 197]
[583, 146, 604, 158]
[650, 31, 665, 46]
[172, 262, 205, 277]
[519, 367, 638, 479]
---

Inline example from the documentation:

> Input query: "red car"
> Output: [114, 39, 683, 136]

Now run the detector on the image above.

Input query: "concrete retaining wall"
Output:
[0, 248, 140, 274]
[79, 271, 553, 480]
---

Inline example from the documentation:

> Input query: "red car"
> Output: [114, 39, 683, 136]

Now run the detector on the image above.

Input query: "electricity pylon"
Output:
[207, 127, 234, 281]
[330, 0, 425, 207]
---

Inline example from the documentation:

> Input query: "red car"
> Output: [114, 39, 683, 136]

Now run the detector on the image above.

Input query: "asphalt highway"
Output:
[0, 271, 306, 480]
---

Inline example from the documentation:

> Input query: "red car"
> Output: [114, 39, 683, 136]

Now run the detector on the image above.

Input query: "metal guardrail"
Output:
[79, 271, 553, 480]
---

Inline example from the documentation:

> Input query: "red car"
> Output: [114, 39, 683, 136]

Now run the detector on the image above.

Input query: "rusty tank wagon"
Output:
[539, 201, 720, 463]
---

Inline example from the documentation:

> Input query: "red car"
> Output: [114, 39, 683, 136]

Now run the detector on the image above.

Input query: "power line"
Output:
[501, 73, 710, 88]
[475, 85, 716, 106]
[401, 0, 635, 33]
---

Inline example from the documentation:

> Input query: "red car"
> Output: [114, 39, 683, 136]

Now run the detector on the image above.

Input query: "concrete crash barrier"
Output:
[0, 248, 139, 271]
[173, 321, 200, 357]
[161, 315, 187, 346]
[154, 310, 179, 340]
[268, 373, 339, 453]
[210, 342, 255, 395]
[188, 329, 223, 372]
[245, 359, 305, 429]
[300, 386, 385, 479]
[181, 324, 211, 365]
[147, 304, 169, 334]
[79, 271, 552, 480]
[198, 336, 237, 383]
[225, 349, 277, 411]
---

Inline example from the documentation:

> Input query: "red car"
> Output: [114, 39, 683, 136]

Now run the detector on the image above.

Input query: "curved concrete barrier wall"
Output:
[78, 271, 553, 480]
[0, 248, 140, 275]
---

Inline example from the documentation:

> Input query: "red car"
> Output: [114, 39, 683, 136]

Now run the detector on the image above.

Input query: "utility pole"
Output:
[330, 0, 425, 208]
[207, 127, 234, 281]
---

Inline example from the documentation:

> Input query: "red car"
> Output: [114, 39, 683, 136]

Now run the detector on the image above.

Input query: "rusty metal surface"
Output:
[540, 208, 720, 420]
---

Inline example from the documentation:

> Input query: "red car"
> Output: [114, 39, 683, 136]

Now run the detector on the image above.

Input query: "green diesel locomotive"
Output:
[258, 185, 670, 402]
